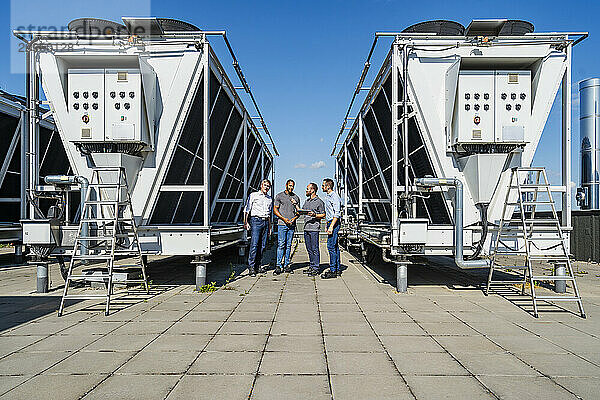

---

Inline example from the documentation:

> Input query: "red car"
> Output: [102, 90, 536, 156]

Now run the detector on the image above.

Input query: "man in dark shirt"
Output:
[301, 183, 325, 276]
[273, 179, 301, 274]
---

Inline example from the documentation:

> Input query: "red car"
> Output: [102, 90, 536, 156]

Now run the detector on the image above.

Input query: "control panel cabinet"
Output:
[454, 71, 495, 144]
[67, 68, 148, 145]
[495, 70, 531, 143]
[452, 70, 531, 146]
[105, 69, 146, 142]
[68, 69, 105, 141]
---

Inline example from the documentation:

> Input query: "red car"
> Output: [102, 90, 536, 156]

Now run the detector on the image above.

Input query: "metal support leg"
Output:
[193, 256, 208, 291]
[396, 260, 408, 293]
[555, 264, 567, 293]
[36, 262, 49, 293]
[14, 245, 23, 263]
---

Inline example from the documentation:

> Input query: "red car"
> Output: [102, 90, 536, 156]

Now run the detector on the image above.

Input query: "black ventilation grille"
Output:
[151, 76, 205, 225]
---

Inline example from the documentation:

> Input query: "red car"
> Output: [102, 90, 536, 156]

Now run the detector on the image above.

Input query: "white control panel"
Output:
[105, 69, 145, 142]
[68, 69, 105, 141]
[454, 71, 495, 144]
[452, 70, 531, 146]
[495, 71, 531, 143]
[67, 68, 148, 144]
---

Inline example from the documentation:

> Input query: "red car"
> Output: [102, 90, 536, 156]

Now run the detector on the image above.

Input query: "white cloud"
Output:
[294, 163, 306, 169]
[310, 160, 327, 169]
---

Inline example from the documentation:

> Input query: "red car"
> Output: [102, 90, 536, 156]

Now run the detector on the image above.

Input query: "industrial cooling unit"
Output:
[14, 17, 277, 283]
[333, 19, 586, 292]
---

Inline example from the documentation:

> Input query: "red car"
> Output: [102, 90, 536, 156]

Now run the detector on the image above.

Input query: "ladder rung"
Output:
[531, 276, 576, 281]
[72, 255, 113, 260]
[88, 183, 122, 188]
[84, 201, 128, 205]
[63, 294, 108, 299]
[68, 274, 109, 279]
[491, 265, 528, 269]
[113, 264, 143, 269]
[488, 280, 527, 284]
[535, 296, 581, 301]
[528, 255, 569, 261]
[77, 236, 116, 241]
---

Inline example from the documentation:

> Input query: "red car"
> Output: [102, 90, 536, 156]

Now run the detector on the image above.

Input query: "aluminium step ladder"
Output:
[486, 167, 585, 318]
[58, 167, 149, 316]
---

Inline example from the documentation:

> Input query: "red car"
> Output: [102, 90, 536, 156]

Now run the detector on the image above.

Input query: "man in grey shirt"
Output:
[273, 179, 301, 274]
[302, 183, 326, 276]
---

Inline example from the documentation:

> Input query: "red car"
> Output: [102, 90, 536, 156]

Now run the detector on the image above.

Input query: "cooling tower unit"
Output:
[333, 19, 586, 289]
[14, 17, 277, 269]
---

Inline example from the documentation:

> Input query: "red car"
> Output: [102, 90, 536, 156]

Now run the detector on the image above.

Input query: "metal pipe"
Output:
[579, 78, 600, 210]
[402, 45, 410, 210]
[415, 177, 489, 269]
[44, 175, 89, 254]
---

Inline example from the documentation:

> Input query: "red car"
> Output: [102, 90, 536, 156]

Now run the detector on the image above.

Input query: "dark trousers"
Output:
[304, 231, 320, 271]
[326, 220, 341, 272]
[248, 217, 268, 272]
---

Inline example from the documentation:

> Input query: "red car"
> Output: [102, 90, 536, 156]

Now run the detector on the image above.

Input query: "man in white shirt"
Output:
[244, 179, 273, 276]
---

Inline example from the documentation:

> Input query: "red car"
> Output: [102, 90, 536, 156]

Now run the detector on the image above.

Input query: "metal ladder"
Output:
[486, 167, 585, 318]
[58, 167, 149, 316]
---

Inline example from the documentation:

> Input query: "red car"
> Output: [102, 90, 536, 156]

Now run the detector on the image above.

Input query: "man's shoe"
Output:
[307, 269, 319, 277]
[250, 268, 257, 277]
[258, 266, 268, 274]
[336, 270, 343, 277]
[321, 270, 337, 279]
[284, 265, 293, 274]
[273, 267, 283, 275]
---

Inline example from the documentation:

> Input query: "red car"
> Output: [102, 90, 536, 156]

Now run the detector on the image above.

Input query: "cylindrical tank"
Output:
[579, 78, 600, 209]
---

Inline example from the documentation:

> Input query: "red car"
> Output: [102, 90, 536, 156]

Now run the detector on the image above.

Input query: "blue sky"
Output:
[2, 0, 599, 206]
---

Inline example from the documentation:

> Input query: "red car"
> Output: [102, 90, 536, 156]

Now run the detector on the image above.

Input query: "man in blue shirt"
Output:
[321, 178, 342, 279]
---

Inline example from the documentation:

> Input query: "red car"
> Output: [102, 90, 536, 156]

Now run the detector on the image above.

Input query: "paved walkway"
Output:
[0, 243, 599, 399]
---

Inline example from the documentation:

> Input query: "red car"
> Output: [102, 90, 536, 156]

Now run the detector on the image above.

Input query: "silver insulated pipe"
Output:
[415, 177, 489, 269]
[578, 78, 600, 210]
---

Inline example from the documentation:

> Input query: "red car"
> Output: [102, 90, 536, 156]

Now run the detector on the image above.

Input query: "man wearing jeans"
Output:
[273, 179, 300, 274]
[302, 183, 325, 276]
[321, 178, 342, 279]
[244, 179, 273, 276]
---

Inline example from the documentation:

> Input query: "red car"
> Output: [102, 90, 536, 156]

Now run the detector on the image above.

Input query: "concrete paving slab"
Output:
[142, 334, 212, 352]
[205, 334, 267, 352]
[554, 376, 600, 400]
[324, 334, 383, 353]
[83, 374, 181, 400]
[58, 321, 124, 336]
[0, 335, 46, 357]
[322, 321, 373, 336]
[166, 374, 253, 399]
[265, 334, 323, 352]
[330, 375, 413, 400]
[189, 351, 261, 374]
[0, 376, 31, 397]
[418, 322, 479, 336]
[270, 320, 321, 335]
[1, 374, 106, 400]
[379, 335, 445, 353]
[250, 375, 330, 400]
[184, 310, 231, 321]
[83, 334, 158, 352]
[404, 375, 495, 400]
[487, 335, 570, 354]
[259, 350, 327, 374]
[110, 321, 173, 335]
[23, 333, 98, 352]
[219, 321, 271, 335]
[390, 352, 469, 376]
[453, 353, 540, 376]
[328, 352, 398, 375]
[45, 351, 134, 374]
[117, 349, 198, 374]
[517, 353, 600, 377]
[164, 321, 223, 335]
[435, 335, 506, 354]
[369, 322, 427, 336]
[0, 351, 69, 375]
[228, 311, 274, 322]
[478, 376, 578, 399]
